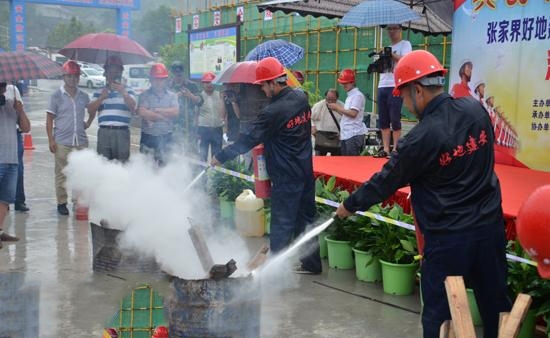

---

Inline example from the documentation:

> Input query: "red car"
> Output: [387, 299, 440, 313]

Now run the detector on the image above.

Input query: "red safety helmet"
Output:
[516, 185, 550, 279]
[104, 55, 124, 69]
[201, 72, 216, 83]
[392, 50, 447, 96]
[150, 63, 169, 79]
[63, 60, 81, 75]
[151, 326, 168, 338]
[254, 57, 286, 84]
[337, 69, 355, 84]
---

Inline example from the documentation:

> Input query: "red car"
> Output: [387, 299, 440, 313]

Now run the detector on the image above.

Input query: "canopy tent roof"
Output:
[257, 0, 454, 36]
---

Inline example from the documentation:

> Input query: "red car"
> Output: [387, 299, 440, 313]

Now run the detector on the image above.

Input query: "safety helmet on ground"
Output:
[337, 69, 355, 84]
[254, 57, 286, 84]
[63, 60, 81, 75]
[104, 55, 123, 70]
[516, 185, 550, 279]
[151, 325, 168, 338]
[171, 61, 184, 74]
[201, 72, 216, 83]
[149, 63, 169, 79]
[392, 50, 447, 96]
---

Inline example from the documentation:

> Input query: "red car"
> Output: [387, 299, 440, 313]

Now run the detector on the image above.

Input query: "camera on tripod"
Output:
[367, 46, 393, 74]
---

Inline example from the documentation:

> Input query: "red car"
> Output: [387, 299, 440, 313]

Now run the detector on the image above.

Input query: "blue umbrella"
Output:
[245, 39, 304, 68]
[338, 0, 421, 28]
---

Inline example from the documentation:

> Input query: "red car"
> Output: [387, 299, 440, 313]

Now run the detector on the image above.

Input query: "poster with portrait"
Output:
[451, 0, 550, 171]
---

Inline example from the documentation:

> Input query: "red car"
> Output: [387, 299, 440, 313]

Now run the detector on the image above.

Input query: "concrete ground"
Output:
[0, 80, 423, 337]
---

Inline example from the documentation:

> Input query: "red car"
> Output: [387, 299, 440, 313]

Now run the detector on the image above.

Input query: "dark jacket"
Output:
[215, 86, 313, 182]
[344, 93, 504, 233]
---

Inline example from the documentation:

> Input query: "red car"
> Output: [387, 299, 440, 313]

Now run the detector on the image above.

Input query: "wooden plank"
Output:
[444, 276, 476, 338]
[246, 243, 269, 271]
[439, 320, 456, 338]
[499, 312, 509, 331]
[498, 294, 532, 338]
[187, 218, 215, 274]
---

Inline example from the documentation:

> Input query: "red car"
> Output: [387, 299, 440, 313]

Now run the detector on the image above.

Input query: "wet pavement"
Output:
[0, 80, 423, 337]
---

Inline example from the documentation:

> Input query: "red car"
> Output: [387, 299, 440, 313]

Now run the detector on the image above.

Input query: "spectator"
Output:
[328, 69, 367, 156]
[0, 81, 30, 248]
[137, 63, 179, 166]
[88, 55, 137, 162]
[184, 72, 225, 162]
[221, 84, 241, 144]
[237, 84, 269, 168]
[376, 24, 412, 158]
[311, 88, 343, 155]
[46, 61, 94, 216]
[169, 61, 200, 149]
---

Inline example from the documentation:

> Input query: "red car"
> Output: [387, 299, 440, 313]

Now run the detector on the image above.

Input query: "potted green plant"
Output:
[506, 241, 550, 338]
[315, 176, 350, 259]
[325, 216, 357, 269]
[209, 159, 254, 220]
[348, 215, 382, 282]
[370, 204, 419, 296]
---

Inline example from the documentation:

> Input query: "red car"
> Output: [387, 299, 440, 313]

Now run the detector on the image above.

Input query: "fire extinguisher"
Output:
[252, 144, 271, 198]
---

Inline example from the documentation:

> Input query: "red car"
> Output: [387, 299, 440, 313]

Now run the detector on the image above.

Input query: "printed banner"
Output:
[451, 0, 550, 171]
[189, 26, 238, 79]
[192, 14, 200, 29]
[237, 6, 244, 22]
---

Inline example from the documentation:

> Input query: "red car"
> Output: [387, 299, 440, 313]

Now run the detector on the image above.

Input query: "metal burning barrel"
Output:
[168, 276, 261, 338]
[90, 222, 161, 273]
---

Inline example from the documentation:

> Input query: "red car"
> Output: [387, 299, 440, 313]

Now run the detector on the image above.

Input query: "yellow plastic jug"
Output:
[234, 189, 265, 237]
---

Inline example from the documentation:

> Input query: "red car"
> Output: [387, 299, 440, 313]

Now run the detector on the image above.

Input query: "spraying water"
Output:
[183, 167, 209, 193]
[259, 217, 335, 275]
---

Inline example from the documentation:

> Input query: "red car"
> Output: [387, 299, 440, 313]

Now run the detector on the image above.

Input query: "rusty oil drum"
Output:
[90, 222, 160, 273]
[168, 276, 261, 338]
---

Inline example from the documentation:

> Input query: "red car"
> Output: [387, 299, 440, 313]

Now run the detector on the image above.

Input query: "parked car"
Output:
[122, 64, 151, 94]
[79, 67, 106, 89]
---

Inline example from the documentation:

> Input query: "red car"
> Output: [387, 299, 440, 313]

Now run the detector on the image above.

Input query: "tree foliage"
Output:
[133, 5, 173, 54]
[159, 43, 187, 71]
[46, 17, 97, 50]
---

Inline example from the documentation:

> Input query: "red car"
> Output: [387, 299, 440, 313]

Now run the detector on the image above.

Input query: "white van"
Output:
[122, 64, 151, 94]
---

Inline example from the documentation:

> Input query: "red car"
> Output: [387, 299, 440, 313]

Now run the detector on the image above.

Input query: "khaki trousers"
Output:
[54, 144, 86, 204]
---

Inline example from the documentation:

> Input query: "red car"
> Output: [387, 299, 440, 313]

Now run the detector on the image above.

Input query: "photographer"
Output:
[221, 84, 241, 144]
[88, 55, 137, 162]
[375, 25, 412, 158]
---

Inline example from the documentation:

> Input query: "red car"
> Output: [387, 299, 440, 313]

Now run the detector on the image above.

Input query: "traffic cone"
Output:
[23, 133, 35, 150]
[75, 202, 89, 221]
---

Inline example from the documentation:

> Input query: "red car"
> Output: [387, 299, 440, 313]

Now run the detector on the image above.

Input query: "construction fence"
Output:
[173, 0, 452, 118]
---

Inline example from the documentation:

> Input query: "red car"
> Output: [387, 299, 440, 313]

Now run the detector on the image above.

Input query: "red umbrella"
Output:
[59, 33, 153, 65]
[0, 51, 64, 82]
[213, 61, 259, 84]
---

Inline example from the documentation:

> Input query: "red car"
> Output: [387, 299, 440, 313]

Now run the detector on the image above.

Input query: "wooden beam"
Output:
[187, 218, 215, 274]
[498, 294, 532, 338]
[499, 312, 509, 331]
[444, 276, 476, 338]
[439, 320, 456, 338]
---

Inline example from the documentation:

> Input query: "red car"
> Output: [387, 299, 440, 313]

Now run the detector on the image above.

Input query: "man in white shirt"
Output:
[328, 69, 367, 156]
[311, 88, 343, 155]
[376, 24, 412, 158]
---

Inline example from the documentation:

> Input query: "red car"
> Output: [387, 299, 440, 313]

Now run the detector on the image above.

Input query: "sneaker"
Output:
[15, 203, 29, 212]
[0, 232, 20, 242]
[57, 203, 69, 216]
[293, 264, 321, 275]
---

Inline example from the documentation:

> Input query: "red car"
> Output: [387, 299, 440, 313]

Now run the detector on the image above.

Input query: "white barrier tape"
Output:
[195, 159, 538, 267]
[188, 158, 254, 182]
[315, 197, 416, 231]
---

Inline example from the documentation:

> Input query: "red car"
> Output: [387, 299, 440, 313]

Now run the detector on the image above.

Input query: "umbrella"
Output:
[338, 0, 421, 27]
[245, 39, 304, 68]
[0, 51, 64, 82]
[59, 33, 153, 65]
[213, 61, 258, 84]
[213, 60, 301, 87]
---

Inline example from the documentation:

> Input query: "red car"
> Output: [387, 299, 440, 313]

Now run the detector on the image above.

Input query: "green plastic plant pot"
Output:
[319, 233, 328, 259]
[219, 198, 235, 219]
[353, 248, 381, 282]
[466, 289, 482, 326]
[380, 259, 418, 296]
[517, 309, 536, 338]
[325, 236, 354, 269]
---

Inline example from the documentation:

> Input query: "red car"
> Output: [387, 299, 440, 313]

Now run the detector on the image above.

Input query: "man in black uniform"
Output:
[211, 57, 321, 274]
[336, 50, 511, 337]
